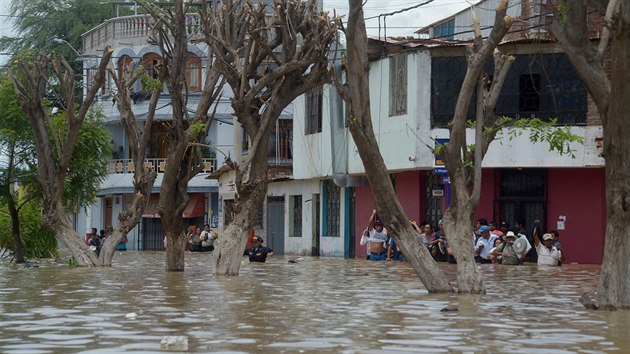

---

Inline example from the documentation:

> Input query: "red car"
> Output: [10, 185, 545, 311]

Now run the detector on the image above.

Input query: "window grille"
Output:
[325, 182, 340, 237]
[305, 86, 323, 134]
[389, 55, 407, 116]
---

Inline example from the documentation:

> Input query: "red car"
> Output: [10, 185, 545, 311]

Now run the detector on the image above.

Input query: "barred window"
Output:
[289, 195, 302, 237]
[431, 53, 587, 127]
[305, 86, 323, 134]
[389, 55, 407, 116]
[325, 182, 340, 237]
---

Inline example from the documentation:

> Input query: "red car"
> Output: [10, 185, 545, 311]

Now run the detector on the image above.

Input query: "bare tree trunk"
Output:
[210, 0, 337, 275]
[598, 0, 630, 309]
[10, 49, 113, 267]
[213, 129, 270, 275]
[46, 203, 99, 266]
[8, 196, 25, 263]
[333, 0, 452, 292]
[438, 0, 510, 294]
[548, 0, 630, 309]
[98, 65, 160, 266]
[3, 142, 25, 263]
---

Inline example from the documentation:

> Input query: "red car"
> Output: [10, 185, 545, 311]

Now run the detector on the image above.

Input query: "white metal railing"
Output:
[83, 14, 201, 51]
[107, 158, 215, 174]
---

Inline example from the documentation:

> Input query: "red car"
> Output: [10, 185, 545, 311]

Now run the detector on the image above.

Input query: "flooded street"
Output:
[0, 252, 628, 353]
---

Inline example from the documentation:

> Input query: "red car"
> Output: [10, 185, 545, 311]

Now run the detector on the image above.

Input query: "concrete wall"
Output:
[547, 168, 606, 264]
[267, 180, 321, 256]
[292, 49, 604, 184]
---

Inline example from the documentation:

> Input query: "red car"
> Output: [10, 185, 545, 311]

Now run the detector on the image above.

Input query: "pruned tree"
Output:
[138, 0, 225, 271]
[437, 1, 514, 293]
[208, 0, 337, 276]
[9, 48, 113, 266]
[332, 0, 452, 292]
[547, 0, 630, 309]
[97, 60, 162, 266]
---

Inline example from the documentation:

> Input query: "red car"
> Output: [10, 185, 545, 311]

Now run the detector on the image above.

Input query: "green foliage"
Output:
[51, 108, 112, 212]
[557, 2, 569, 25]
[0, 0, 125, 60]
[0, 200, 57, 259]
[436, 116, 584, 165]
[137, 66, 163, 92]
[502, 117, 584, 158]
[188, 123, 206, 140]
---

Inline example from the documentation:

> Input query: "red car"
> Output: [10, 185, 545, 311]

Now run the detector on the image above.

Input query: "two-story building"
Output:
[266, 0, 606, 263]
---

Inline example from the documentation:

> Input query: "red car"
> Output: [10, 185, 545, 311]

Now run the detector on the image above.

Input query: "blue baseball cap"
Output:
[479, 225, 490, 233]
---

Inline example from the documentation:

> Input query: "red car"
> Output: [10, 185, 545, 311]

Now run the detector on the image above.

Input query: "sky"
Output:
[0, 0, 472, 66]
[324, 0, 471, 37]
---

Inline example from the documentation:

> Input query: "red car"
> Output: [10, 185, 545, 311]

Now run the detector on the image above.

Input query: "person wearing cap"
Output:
[533, 231, 564, 266]
[490, 231, 520, 265]
[243, 236, 274, 262]
[360, 210, 388, 261]
[474, 225, 497, 264]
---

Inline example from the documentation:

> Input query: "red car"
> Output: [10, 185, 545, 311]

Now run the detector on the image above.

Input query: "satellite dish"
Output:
[513, 238, 528, 255]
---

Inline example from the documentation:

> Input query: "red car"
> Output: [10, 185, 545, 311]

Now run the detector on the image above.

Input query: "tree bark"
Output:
[10, 49, 113, 267]
[213, 145, 269, 275]
[598, 0, 630, 310]
[548, 0, 630, 309]
[138, 0, 224, 271]
[210, 0, 337, 276]
[435, 0, 510, 293]
[335, 0, 453, 292]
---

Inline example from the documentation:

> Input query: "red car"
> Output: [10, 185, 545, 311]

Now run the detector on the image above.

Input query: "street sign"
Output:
[434, 167, 448, 175]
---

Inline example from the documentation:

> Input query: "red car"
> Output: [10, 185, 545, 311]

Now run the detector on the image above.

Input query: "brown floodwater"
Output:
[0, 252, 628, 353]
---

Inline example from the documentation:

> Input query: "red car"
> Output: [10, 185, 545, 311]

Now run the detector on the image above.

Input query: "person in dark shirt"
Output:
[243, 236, 274, 262]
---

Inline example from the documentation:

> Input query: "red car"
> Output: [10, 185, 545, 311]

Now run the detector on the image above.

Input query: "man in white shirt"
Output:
[474, 225, 497, 264]
[534, 232, 564, 266]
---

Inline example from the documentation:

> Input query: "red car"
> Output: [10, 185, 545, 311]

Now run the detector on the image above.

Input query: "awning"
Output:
[142, 193, 206, 219]
[183, 194, 206, 218]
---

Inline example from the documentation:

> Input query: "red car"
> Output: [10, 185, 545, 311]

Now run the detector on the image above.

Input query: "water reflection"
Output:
[0, 252, 628, 353]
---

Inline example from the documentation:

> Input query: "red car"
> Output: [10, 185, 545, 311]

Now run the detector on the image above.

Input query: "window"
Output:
[434, 19, 455, 39]
[289, 195, 302, 237]
[141, 53, 162, 91]
[118, 55, 135, 83]
[268, 119, 293, 163]
[186, 54, 202, 91]
[389, 55, 407, 116]
[519, 74, 540, 113]
[324, 181, 340, 237]
[431, 53, 587, 127]
[305, 86, 323, 134]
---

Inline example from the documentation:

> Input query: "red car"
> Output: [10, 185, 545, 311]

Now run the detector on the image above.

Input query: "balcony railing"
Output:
[83, 14, 201, 52]
[107, 158, 215, 174]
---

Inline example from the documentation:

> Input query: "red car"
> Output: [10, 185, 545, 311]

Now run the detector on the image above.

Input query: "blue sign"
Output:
[434, 167, 448, 175]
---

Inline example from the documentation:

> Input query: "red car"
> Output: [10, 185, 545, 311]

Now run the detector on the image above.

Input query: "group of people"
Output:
[179, 225, 276, 263]
[185, 224, 218, 252]
[86, 226, 128, 255]
[473, 218, 565, 266]
[360, 212, 565, 267]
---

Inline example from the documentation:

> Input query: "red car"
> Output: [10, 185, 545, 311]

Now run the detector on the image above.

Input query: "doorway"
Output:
[267, 196, 285, 255]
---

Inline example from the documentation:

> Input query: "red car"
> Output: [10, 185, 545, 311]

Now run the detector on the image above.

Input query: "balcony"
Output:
[107, 158, 216, 174]
[82, 13, 201, 52]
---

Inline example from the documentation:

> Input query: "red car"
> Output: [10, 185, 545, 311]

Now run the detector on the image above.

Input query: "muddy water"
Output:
[0, 252, 628, 353]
